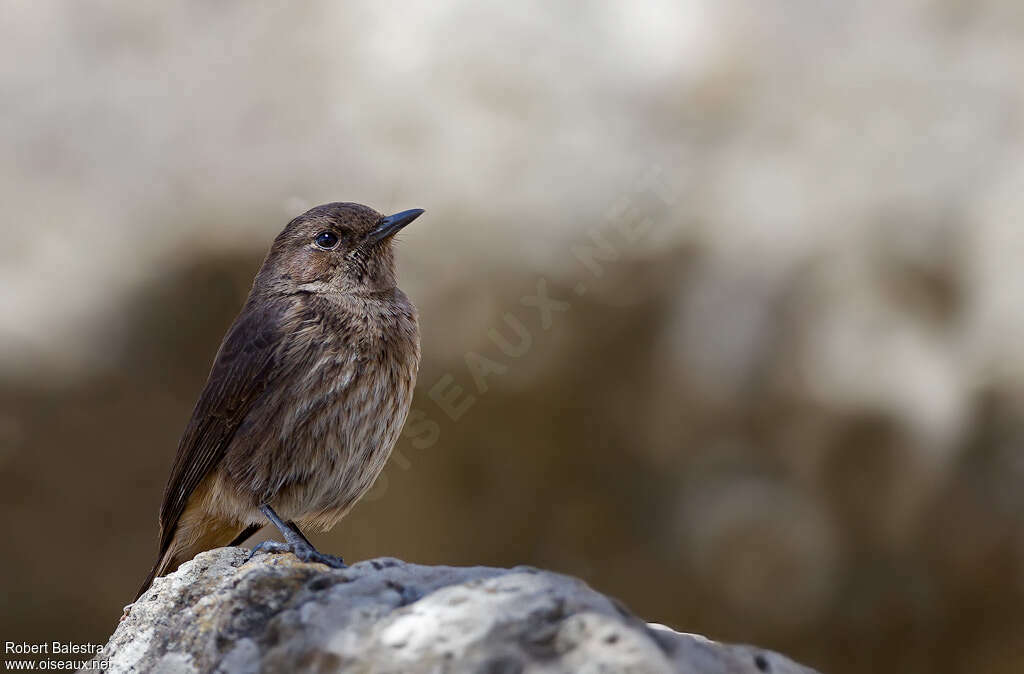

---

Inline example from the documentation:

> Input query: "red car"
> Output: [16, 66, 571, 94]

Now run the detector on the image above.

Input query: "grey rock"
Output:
[91, 548, 819, 674]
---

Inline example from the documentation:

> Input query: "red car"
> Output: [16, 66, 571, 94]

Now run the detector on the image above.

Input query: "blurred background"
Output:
[3, 1, 1024, 672]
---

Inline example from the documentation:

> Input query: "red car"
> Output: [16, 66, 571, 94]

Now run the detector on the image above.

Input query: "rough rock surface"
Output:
[93, 548, 819, 674]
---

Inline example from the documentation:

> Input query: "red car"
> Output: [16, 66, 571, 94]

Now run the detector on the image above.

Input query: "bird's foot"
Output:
[291, 541, 347, 568]
[247, 540, 346, 568]
[246, 539, 290, 562]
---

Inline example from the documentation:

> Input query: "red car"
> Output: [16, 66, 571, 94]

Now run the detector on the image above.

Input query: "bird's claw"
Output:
[247, 540, 346, 568]
[246, 540, 290, 563]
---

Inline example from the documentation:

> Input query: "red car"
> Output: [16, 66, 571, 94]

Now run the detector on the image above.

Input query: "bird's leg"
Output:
[286, 520, 314, 547]
[246, 504, 346, 568]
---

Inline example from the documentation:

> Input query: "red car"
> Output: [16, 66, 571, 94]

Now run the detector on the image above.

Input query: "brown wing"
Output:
[155, 299, 288, 560]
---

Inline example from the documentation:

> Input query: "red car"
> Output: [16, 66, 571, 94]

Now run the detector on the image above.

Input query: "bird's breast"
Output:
[245, 296, 420, 521]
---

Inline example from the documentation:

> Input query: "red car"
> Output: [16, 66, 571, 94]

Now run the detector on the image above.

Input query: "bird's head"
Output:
[256, 202, 424, 294]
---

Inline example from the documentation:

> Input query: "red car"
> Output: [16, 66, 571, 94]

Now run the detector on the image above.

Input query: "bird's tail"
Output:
[134, 563, 161, 603]
[133, 546, 179, 601]
[134, 518, 254, 601]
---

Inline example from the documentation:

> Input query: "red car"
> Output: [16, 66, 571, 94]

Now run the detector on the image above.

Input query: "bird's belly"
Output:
[276, 412, 400, 527]
[254, 357, 414, 527]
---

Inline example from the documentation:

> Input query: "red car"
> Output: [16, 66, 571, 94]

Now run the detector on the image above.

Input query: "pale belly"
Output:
[272, 370, 414, 530]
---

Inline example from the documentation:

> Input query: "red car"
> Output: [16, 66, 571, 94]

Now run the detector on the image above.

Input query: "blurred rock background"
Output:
[3, 2, 1024, 672]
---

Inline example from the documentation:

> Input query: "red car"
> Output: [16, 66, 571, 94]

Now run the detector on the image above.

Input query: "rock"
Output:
[91, 548, 819, 674]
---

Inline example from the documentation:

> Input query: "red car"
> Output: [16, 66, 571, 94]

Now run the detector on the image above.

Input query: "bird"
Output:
[134, 202, 424, 600]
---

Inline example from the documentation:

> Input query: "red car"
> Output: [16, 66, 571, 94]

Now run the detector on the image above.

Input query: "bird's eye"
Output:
[314, 231, 339, 250]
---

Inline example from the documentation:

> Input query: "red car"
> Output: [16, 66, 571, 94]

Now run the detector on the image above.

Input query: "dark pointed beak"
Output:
[365, 208, 425, 245]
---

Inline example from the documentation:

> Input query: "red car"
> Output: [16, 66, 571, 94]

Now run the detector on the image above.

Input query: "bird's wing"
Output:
[156, 299, 289, 558]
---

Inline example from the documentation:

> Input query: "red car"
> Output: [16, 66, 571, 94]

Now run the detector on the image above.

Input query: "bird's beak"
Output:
[365, 208, 425, 245]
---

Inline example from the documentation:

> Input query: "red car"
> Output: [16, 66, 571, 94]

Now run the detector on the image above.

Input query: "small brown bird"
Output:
[135, 202, 423, 600]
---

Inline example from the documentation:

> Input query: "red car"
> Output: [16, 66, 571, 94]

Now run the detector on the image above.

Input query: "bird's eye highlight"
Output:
[314, 231, 339, 250]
